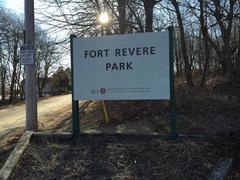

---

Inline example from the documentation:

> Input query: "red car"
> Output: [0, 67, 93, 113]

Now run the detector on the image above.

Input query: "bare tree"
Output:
[199, 0, 211, 87]
[0, 7, 24, 102]
[0, 5, 62, 102]
[35, 29, 61, 97]
[171, 0, 194, 87]
[35, 0, 240, 93]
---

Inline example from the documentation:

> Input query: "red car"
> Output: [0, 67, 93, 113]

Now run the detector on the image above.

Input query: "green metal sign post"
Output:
[70, 34, 80, 139]
[168, 26, 177, 139]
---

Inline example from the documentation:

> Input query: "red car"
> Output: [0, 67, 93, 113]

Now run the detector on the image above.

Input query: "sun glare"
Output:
[4, 0, 24, 14]
[98, 12, 109, 25]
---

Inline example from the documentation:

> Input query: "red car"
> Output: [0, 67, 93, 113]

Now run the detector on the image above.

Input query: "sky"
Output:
[2, 0, 62, 35]
[2, 0, 24, 14]
[1, 0, 70, 67]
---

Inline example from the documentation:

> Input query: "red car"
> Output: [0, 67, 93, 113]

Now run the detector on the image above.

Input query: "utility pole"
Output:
[24, 0, 38, 131]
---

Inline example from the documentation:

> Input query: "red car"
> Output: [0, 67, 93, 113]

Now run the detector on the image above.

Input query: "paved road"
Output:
[0, 94, 72, 137]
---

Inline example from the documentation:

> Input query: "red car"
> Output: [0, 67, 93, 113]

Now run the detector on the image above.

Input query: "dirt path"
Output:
[0, 95, 71, 137]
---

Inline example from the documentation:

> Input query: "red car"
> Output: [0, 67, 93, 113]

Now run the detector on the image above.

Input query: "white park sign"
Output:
[73, 32, 170, 100]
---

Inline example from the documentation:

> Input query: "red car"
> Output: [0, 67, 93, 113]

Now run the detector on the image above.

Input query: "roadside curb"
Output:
[32, 132, 72, 141]
[209, 158, 233, 180]
[0, 131, 32, 180]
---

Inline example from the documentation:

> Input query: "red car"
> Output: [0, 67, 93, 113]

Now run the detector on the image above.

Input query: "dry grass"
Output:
[0, 128, 24, 168]
[11, 137, 68, 179]
[10, 135, 221, 179]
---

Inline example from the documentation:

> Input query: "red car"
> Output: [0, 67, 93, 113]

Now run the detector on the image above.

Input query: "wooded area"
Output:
[36, 0, 240, 96]
[0, 5, 71, 103]
[0, 1, 240, 178]
[0, 0, 240, 103]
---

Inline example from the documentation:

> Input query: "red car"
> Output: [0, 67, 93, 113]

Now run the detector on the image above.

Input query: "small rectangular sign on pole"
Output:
[20, 45, 35, 65]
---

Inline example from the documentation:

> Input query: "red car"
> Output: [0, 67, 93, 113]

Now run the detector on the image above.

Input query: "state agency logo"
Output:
[100, 88, 106, 94]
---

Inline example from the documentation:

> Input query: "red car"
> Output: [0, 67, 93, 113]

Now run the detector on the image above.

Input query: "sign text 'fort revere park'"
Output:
[73, 32, 170, 100]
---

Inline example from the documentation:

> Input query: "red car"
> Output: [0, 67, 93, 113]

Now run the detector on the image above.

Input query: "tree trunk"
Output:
[199, 0, 210, 87]
[37, 76, 43, 98]
[175, 53, 181, 77]
[143, 0, 156, 32]
[117, 0, 126, 34]
[20, 83, 24, 100]
[0, 64, 6, 101]
[21, 79, 25, 100]
[172, 0, 194, 87]
[9, 44, 18, 103]
[200, 40, 210, 87]
[39, 77, 48, 98]
[197, 31, 203, 74]
[236, 27, 240, 84]
[41, 68, 49, 97]
[1, 69, 6, 101]
[213, 0, 236, 78]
